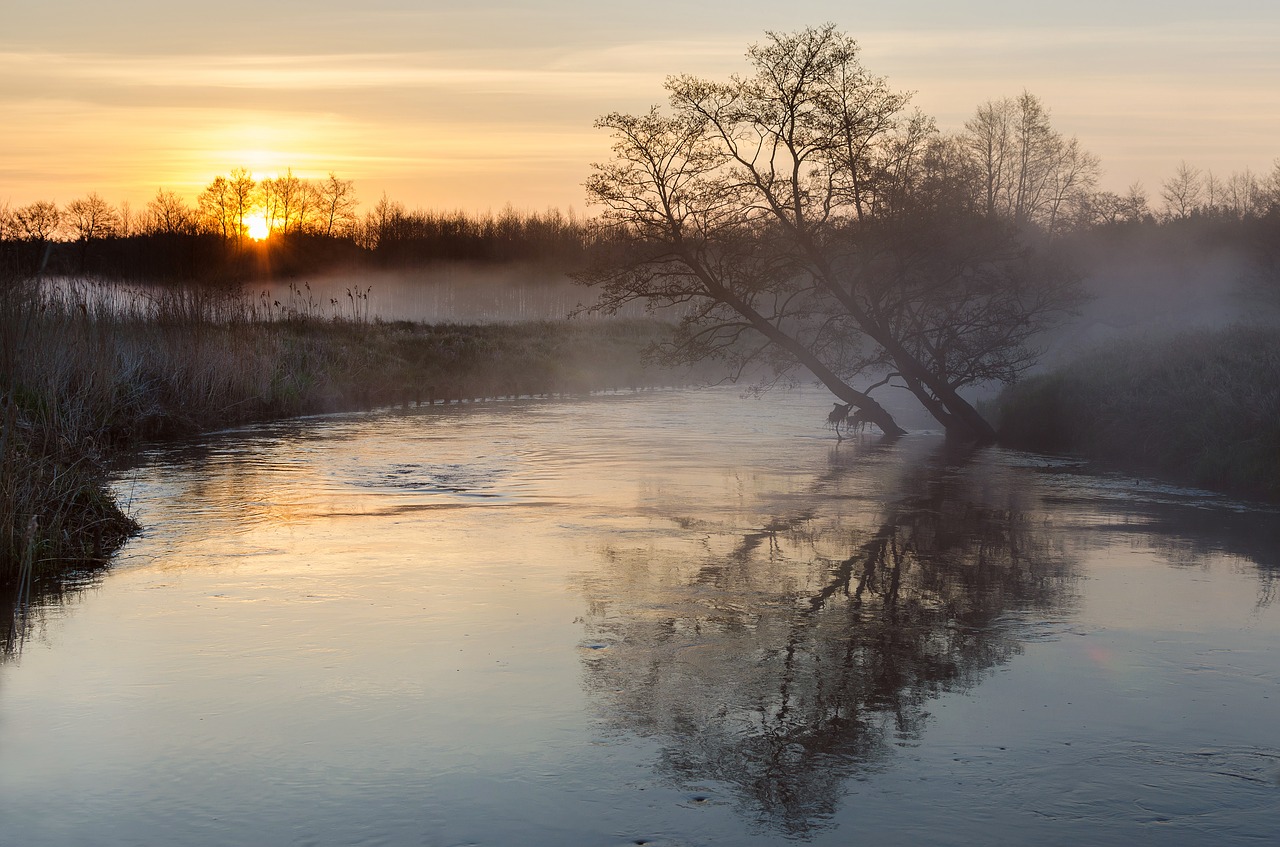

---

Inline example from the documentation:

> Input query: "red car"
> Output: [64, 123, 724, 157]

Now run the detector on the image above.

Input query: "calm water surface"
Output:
[2, 388, 1278, 845]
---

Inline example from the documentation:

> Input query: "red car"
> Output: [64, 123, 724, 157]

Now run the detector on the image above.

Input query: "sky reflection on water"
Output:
[1, 387, 1277, 845]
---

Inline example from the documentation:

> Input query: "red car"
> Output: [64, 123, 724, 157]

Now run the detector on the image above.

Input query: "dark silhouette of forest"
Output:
[0, 202, 597, 282]
[2, 152, 1276, 288]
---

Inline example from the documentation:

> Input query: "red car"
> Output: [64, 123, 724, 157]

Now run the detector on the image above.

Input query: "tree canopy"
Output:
[580, 25, 1086, 441]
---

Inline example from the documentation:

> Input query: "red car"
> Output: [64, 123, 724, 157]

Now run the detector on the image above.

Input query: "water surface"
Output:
[2, 388, 1277, 845]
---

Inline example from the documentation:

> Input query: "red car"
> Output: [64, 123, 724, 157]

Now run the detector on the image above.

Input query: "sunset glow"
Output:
[245, 214, 270, 241]
[2, 2, 1278, 213]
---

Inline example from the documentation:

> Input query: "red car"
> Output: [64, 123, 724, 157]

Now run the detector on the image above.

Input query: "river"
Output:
[2, 387, 1277, 845]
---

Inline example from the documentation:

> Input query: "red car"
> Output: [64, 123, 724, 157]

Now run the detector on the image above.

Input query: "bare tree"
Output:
[1160, 161, 1203, 219]
[264, 168, 311, 234]
[1121, 181, 1150, 221]
[1087, 181, 1150, 225]
[11, 201, 62, 275]
[198, 176, 235, 239]
[1264, 159, 1280, 213]
[227, 168, 257, 244]
[13, 201, 62, 242]
[963, 92, 1098, 231]
[118, 200, 137, 237]
[64, 193, 120, 270]
[1203, 169, 1222, 212]
[964, 98, 1014, 219]
[581, 27, 1083, 442]
[65, 192, 120, 242]
[1224, 169, 1262, 218]
[316, 172, 357, 237]
[1085, 191, 1125, 225]
[147, 188, 195, 235]
[0, 200, 13, 242]
[259, 176, 282, 234]
[361, 191, 404, 249]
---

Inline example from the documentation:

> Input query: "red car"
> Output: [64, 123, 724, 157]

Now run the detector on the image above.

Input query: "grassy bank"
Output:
[991, 326, 1280, 499]
[1, 279, 693, 583]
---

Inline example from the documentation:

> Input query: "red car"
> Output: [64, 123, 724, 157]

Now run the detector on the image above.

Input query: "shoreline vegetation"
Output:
[991, 327, 1280, 501]
[5, 271, 1280, 607]
[2, 82, 1277, 538]
[0, 277, 708, 587]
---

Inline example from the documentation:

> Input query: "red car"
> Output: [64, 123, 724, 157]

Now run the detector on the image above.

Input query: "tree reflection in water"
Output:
[578, 445, 1081, 836]
[2, 566, 103, 657]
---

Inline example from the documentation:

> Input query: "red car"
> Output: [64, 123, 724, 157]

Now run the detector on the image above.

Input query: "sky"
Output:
[3, 0, 1279, 215]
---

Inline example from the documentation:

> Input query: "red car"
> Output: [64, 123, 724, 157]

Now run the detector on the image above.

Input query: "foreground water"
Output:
[2, 388, 1278, 845]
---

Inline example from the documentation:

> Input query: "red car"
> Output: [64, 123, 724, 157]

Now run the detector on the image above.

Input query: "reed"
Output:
[1, 276, 698, 583]
[991, 326, 1280, 499]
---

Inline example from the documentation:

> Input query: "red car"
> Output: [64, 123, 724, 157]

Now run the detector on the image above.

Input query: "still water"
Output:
[2, 388, 1278, 845]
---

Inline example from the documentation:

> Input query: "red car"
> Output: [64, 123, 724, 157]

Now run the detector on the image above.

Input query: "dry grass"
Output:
[1, 277, 690, 583]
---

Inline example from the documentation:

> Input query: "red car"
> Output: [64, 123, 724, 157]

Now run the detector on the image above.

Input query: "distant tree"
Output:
[64, 192, 120, 271]
[1264, 159, 1280, 213]
[362, 191, 404, 250]
[1224, 169, 1262, 218]
[259, 176, 282, 234]
[581, 26, 1083, 441]
[1203, 169, 1223, 213]
[118, 200, 137, 237]
[962, 92, 1099, 232]
[198, 176, 236, 239]
[0, 200, 15, 242]
[11, 200, 62, 275]
[65, 192, 120, 241]
[13, 200, 62, 242]
[1160, 161, 1203, 219]
[1082, 181, 1151, 226]
[227, 168, 257, 244]
[1085, 191, 1127, 225]
[147, 188, 195, 235]
[316, 172, 357, 237]
[964, 98, 1014, 219]
[1121, 181, 1151, 221]
[263, 168, 312, 234]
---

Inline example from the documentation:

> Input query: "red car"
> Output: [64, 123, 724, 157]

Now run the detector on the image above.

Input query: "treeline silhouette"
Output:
[0, 173, 601, 281]
[3, 142, 1278, 283]
[362, 201, 594, 267]
[0, 210, 599, 281]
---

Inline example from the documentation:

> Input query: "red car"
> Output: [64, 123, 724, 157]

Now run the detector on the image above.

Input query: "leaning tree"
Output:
[579, 25, 1083, 441]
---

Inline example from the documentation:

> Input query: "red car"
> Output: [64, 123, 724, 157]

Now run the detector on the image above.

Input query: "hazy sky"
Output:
[3, 0, 1278, 214]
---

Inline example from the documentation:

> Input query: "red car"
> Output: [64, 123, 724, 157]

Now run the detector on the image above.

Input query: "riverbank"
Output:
[991, 326, 1280, 500]
[1, 280, 696, 583]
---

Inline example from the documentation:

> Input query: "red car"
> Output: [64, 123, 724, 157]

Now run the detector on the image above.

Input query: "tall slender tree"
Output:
[317, 172, 357, 237]
[227, 168, 257, 244]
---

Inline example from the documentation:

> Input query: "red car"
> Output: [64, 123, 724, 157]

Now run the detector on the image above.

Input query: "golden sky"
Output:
[2, 1, 1278, 214]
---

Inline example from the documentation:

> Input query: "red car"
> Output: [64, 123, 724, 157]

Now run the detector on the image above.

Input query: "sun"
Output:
[245, 214, 271, 241]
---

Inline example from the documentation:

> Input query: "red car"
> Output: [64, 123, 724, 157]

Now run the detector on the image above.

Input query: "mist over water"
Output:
[246, 263, 676, 324]
[36, 263, 673, 325]
[1, 387, 1277, 845]
[1040, 227, 1280, 366]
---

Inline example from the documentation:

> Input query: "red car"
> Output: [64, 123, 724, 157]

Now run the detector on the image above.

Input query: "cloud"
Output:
[2, 16, 1277, 210]
[0, 50, 658, 98]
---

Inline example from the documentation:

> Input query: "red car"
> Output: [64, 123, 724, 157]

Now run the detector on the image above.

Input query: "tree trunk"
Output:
[713, 285, 907, 437]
